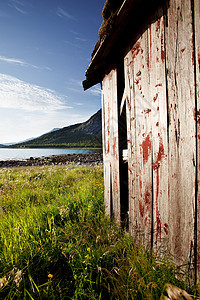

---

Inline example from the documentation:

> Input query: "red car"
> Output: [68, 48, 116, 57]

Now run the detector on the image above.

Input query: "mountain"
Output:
[11, 110, 102, 149]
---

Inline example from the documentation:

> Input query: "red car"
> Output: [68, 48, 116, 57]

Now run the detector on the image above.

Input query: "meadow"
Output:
[0, 165, 196, 299]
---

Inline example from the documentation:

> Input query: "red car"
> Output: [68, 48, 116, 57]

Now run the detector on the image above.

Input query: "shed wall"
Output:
[101, 0, 200, 282]
[102, 69, 121, 224]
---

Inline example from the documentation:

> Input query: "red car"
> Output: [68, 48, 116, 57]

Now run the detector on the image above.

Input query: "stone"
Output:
[160, 283, 193, 300]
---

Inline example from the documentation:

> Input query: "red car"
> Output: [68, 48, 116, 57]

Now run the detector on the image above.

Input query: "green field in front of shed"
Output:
[0, 165, 197, 299]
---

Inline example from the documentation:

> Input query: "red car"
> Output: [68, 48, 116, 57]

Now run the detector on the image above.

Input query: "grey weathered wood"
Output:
[124, 50, 137, 237]
[124, 30, 153, 246]
[101, 81, 111, 217]
[148, 12, 169, 253]
[194, 0, 200, 281]
[165, 0, 196, 272]
[110, 69, 121, 224]
[101, 69, 121, 224]
[133, 30, 153, 246]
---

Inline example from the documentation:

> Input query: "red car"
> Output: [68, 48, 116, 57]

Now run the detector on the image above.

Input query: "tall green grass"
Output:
[0, 165, 196, 299]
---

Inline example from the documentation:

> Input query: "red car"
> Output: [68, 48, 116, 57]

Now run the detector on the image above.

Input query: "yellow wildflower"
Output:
[48, 274, 53, 279]
[87, 247, 90, 252]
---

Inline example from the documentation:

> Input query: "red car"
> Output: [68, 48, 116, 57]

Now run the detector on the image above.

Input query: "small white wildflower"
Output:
[0, 276, 9, 289]
[13, 269, 22, 287]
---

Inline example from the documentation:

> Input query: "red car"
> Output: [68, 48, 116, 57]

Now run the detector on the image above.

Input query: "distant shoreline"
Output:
[0, 152, 103, 168]
[0, 146, 102, 149]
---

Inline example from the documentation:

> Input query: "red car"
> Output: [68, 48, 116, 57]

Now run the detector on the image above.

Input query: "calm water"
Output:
[0, 148, 102, 161]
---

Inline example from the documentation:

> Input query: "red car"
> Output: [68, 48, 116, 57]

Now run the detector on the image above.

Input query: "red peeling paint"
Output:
[144, 190, 151, 205]
[126, 96, 130, 111]
[156, 19, 161, 32]
[181, 47, 186, 54]
[155, 83, 162, 87]
[106, 140, 110, 155]
[136, 70, 141, 77]
[147, 55, 150, 69]
[156, 122, 159, 127]
[139, 173, 143, 198]
[131, 42, 141, 61]
[153, 93, 158, 102]
[161, 23, 165, 63]
[153, 137, 165, 246]
[153, 137, 165, 170]
[140, 134, 151, 165]
[139, 200, 144, 217]
[163, 223, 169, 235]
[192, 49, 195, 66]
[156, 215, 162, 240]
[144, 109, 151, 114]
[194, 109, 200, 125]
[112, 137, 116, 155]
[198, 52, 200, 74]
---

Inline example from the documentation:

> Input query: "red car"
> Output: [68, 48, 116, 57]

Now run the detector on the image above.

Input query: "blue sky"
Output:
[0, 0, 105, 144]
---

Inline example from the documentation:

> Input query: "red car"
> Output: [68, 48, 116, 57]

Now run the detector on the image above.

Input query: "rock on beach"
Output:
[0, 153, 103, 168]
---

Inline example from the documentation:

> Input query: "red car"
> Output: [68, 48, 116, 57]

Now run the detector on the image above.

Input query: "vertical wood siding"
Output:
[165, 0, 196, 276]
[194, 0, 200, 279]
[149, 11, 169, 254]
[101, 0, 200, 282]
[124, 29, 153, 246]
[102, 69, 121, 224]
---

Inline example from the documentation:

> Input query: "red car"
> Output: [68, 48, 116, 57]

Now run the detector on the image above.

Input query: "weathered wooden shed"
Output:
[83, 0, 200, 283]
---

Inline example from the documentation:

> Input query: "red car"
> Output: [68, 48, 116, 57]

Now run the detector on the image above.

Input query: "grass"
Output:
[0, 165, 196, 299]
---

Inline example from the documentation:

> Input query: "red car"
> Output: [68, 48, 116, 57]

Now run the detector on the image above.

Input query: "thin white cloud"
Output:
[86, 86, 101, 96]
[0, 73, 72, 112]
[75, 102, 84, 106]
[0, 55, 51, 71]
[8, 0, 28, 14]
[56, 7, 76, 21]
[69, 30, 79, 36]
[75, 37, 87, 42]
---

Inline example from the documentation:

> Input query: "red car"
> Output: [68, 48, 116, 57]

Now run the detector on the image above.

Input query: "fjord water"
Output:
[0, 148, 102, 161]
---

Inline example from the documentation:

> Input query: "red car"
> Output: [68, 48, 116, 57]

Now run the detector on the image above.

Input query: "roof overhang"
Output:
[83, 0, 165, 90]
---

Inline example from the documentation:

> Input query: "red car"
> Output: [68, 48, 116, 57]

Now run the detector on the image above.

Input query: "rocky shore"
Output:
[0, 152, 103, 168]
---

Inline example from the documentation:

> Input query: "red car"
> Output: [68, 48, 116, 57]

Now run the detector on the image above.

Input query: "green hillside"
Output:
[11, 110, 102, 149]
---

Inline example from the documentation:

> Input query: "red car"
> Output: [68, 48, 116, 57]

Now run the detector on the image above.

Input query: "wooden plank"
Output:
[165, 0, 196, 274]
[124, 30, 153, 247]
[102, 75, 112, 217]
[194, 0, 200, 281]
[148, 11, 169, 253]
[101, 69, 121, 224]
[124, 51, 137, 237]
[133, 31, 153, 246]
[110, 69, 121, 224]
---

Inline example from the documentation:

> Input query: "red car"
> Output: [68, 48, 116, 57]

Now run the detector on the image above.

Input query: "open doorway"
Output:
[117, 57, 129, 229]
